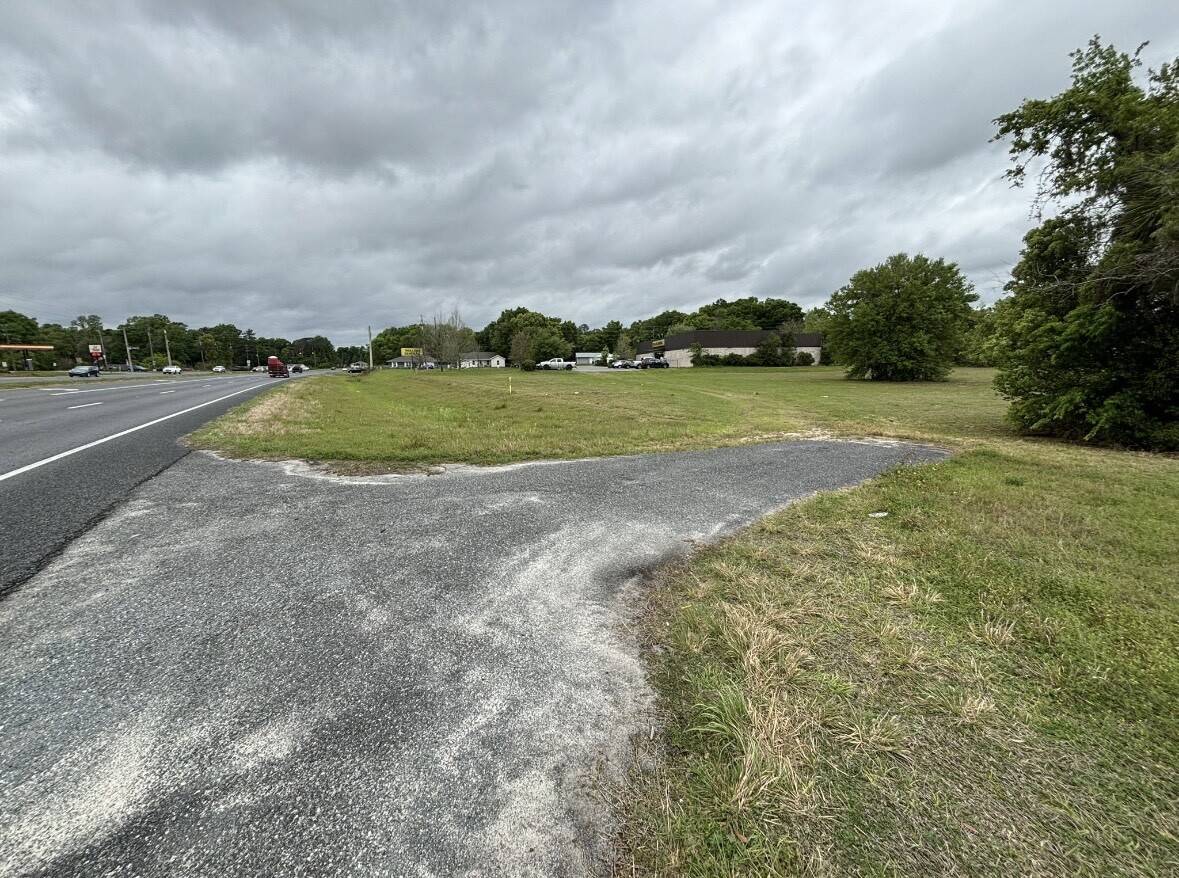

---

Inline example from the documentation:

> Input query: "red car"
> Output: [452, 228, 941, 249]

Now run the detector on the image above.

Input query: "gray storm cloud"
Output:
[1, 0, 1177, 344]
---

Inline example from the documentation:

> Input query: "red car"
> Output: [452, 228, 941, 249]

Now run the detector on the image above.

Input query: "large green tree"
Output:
[0, 310, 39, 343]
[288, 335, 336, 368]
[626, 310, 688, 343]
[825, 253, 977, 381]
[372, 325, 422, 364]
[196, 323, 245, 367]
[477, 307, 573, 361]
[691, 296, 803, 331]
[991, 39, 1179, 449]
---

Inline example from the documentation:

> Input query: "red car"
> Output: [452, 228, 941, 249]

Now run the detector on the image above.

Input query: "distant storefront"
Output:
[635, 330, 822, 367]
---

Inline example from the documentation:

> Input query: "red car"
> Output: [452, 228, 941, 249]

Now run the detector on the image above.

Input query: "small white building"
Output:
[575, 352, 610, 366]
[459, 351, 506, 368]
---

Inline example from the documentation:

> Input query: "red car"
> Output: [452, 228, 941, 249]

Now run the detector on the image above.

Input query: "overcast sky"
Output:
[2, 1, 1177, 346]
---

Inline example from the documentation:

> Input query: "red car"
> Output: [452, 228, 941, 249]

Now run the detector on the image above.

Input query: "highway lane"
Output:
[0, 374, 287, 597]
[0, 374, 277, 474]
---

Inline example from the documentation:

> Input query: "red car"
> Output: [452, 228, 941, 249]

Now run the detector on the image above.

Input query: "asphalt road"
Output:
[0, 438, 947, 877]
[0, 374, 283, 596]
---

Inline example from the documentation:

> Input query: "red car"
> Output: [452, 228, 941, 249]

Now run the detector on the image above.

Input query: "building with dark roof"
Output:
[635, 330, 822, 367]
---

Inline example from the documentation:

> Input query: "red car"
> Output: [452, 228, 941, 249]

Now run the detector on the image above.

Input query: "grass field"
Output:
[190, 366, 1008, 467]
[192, 366, 1178, 875]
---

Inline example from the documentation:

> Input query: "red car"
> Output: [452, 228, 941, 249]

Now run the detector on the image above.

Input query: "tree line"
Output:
[372, 296, 829, 367]
[2, 296, 829, 373]
[0, 311, 363, 371]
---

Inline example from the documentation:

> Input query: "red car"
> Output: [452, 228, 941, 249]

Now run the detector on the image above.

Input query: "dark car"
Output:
[609, 359, 634, 369]
[638, 356, 669, 369]
[67, 364, 99, 377]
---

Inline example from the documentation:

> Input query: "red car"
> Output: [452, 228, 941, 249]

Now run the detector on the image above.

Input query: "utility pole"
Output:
[164, 329, 173, 367]
[121, 325, 133, 371]
[368, 325, 374, 370]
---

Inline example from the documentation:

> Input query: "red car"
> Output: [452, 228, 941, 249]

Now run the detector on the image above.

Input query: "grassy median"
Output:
[191, 366, 1178, 875]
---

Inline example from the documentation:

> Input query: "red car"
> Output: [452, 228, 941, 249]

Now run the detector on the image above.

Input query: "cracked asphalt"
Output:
[0, 439, 946, 877]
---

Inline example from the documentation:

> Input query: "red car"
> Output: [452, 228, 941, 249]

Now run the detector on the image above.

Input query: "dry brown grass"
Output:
[207, 383, 322, 437]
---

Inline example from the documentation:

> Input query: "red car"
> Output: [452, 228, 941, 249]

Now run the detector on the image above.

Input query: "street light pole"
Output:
[164, 329, 173, 367]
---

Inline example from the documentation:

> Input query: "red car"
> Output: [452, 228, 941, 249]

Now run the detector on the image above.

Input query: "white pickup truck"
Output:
[536, 358, 575, 371]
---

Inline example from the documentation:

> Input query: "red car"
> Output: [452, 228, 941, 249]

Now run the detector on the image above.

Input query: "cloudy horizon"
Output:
[3, 1, 1177, 346]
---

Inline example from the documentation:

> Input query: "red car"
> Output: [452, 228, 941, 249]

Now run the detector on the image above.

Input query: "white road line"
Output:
[50, 382, 169, 396]
[160, 390, 176, 394]
[68, 402, 103, 409]
[0, 382, 270, 483]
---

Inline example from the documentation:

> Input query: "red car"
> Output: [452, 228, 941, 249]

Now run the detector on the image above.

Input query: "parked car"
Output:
[638, 356, 669, 369]
[346, 362, 367, 373]
[609, 359, 634, 369]
[162, 365, 182, 374]
[212, 365, 226, 373]
[67, 364, 99, 377]
[537, 358, 575, 370]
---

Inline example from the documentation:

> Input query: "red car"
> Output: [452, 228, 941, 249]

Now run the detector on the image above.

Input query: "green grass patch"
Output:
[190, 365, 1178, 874]
[190, 367, 1007, 467]
[622, 442, 1179, 876]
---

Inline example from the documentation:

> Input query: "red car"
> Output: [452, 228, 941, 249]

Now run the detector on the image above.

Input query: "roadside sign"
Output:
[88, 344, 103, 355]
[651, 339, 665, 348]
[401, 347, 423, 356]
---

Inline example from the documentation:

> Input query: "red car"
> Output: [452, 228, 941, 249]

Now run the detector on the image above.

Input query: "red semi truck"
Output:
[267, 355, 289, 377]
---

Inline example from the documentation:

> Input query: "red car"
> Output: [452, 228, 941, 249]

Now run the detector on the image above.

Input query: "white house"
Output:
[459, 351, 506, 368]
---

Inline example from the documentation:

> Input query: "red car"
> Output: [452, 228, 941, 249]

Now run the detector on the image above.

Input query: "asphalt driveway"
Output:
[0, 439, 946, 877]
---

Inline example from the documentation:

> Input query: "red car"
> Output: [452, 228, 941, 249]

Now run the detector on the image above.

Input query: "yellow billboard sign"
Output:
[651, 339, 665, 348]
[401, 347, 423, 356]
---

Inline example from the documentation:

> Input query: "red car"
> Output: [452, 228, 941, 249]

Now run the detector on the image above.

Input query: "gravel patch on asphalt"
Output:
[0, 440, 947, 877]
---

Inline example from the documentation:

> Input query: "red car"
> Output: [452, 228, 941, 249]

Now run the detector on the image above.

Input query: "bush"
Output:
[520, 360, 536, 372]
[746, 334, 789, 367]
[794, 351, 815, 366]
